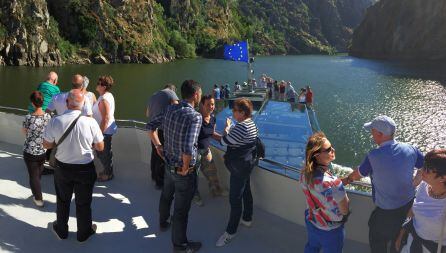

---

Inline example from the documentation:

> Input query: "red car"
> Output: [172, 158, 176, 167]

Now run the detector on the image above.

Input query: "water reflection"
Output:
[1, 55, 445, 167]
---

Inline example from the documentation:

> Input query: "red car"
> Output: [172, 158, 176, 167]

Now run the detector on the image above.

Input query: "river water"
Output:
[1, 55, 445, 167]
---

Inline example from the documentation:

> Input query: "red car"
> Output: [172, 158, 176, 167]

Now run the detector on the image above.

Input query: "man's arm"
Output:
[341, 169, 362, 186]
[149, 129, 163, 158]
[145, 107, 150, 118]
[179, 114, 202, 175]
[43, 139, 55, 149]
[94, 141, 104, 151]
[146, 112, 165, 158]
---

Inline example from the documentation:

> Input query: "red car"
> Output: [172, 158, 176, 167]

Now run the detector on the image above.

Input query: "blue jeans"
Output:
[159, 167, 197, 247]
[304, 211, 344, 253]
[226, 173, 253, 234]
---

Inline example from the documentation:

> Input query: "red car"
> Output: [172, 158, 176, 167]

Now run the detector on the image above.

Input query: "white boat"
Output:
[0, 104, 373, 252]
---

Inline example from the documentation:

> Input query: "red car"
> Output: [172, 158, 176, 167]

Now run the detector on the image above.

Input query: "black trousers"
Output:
[96, 134, 113, 176]
[369, 200, 413, 253]
[226, 173, 253, 234]
[150, 129, 165, 187]
[159, 166, 197, 247]
[54, 160, 97, 241]
[23, 152, 46, 200]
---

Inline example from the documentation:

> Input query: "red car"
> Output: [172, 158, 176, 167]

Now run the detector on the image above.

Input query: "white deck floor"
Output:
[0, 141, 368, 253]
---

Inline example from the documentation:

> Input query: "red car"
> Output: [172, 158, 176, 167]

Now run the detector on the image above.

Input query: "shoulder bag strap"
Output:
[55, 114, 81, 147]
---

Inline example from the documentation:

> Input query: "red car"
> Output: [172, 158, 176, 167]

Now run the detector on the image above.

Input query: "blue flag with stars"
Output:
[224, 41, 248, 63]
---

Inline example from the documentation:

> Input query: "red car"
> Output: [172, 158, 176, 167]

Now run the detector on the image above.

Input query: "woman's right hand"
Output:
[225, 117, 232, 128]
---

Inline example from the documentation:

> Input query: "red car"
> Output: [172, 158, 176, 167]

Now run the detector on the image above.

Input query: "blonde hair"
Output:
[302, 132, 328, 185]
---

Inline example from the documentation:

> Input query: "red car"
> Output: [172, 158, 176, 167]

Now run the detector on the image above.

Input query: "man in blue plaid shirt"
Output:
[147, 80, 203, 253]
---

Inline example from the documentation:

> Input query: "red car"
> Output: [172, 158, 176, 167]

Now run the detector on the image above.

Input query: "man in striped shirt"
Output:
[147, 80, 203, 253]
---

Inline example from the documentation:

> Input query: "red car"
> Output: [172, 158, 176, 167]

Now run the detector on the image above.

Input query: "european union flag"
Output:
[224, 41, 249, 63]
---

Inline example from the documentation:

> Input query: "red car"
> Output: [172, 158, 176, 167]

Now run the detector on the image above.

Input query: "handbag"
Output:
[48, 114, 82, 168]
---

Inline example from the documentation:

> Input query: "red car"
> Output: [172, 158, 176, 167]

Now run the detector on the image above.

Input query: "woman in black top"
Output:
[216, 98, 259, 247]
[193, 95, 226, 206]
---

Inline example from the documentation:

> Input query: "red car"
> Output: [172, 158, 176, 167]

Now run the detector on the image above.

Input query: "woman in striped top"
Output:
[216, 98, 259, 247]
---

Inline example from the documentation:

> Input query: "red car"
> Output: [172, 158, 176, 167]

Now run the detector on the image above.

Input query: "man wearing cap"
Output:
[342, 115, 424, 253]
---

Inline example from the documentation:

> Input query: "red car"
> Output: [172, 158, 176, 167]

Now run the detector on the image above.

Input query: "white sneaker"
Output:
[33, 198, 44, 207]
[216, 232, 236, 247]
[240, 219, 252, 228]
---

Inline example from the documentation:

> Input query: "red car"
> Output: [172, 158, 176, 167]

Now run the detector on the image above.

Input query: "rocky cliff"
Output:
[350, 0, 446, 60]
[0, 0, 374, 66]
[0, 0, 63, 66]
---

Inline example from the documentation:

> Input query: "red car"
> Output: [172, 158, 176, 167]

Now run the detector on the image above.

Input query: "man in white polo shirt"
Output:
[43, 89, 104, 242]
[47, 74, 93, 116]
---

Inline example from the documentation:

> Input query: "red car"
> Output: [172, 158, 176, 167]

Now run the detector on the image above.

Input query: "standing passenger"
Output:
[395, 149, 446, 253]
[147, 80, 203, 253]
[81, 76, 97, 108]
[47, 74, 93, 116]
[146, 84, 179, 189]
[193, 95, 226, 206]
[306, 86, 313, 108]
[22, 91, 51, 207]
[273, 81, 280, 100]
[213, 85, 221, 100]
[43, 90, 104, 242]
[93, 76, 117, 182]
[220, 85, 225, 98]
[342, 115, 424, 253]
[300, 132, 349, 253]
[216, 98, 258, 247]
[28, 71, 60, 113]
[279, 81, 286, 101]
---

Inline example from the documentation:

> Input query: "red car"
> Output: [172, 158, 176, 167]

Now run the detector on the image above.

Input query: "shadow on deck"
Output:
[0, 141, 368, 253]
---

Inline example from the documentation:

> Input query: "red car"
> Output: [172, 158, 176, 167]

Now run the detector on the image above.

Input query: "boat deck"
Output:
[0, 141, 368, 252]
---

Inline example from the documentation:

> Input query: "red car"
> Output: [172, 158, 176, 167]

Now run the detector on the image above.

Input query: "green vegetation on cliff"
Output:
[0, 0, 374, 66]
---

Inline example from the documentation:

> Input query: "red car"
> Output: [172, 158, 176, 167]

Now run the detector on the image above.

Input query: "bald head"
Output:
[46, 71, 58, 85]
[72, 74, 84, 89]
[67, 89, 85, 110]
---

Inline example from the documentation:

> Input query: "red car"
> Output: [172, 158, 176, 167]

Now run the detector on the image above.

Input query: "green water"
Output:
[1, 55, 445, 167]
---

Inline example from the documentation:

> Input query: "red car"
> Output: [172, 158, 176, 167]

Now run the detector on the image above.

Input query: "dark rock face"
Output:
[350, 0, 446, 60]
[0, 0, 63, 66]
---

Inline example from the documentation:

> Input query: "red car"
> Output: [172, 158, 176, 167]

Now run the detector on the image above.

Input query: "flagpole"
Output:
[247, 40, 254, 92]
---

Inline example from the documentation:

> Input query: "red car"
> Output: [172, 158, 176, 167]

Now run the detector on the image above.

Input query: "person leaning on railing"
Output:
[300, 132, 350, 253]
[395, 149, 446, 253]
[342, 115, 424, 253]
[214, 98, 259, 247]
[22, 91, 52, 207]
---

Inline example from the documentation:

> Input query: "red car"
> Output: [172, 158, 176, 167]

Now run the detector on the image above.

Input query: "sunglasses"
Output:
[320, 146, 335, 153]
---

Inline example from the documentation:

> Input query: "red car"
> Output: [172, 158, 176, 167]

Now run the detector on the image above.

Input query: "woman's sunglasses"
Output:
[320, 146, 335, 153]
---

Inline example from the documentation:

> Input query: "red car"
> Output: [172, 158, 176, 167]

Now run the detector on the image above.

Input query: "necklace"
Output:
[428, 185, 446, 199]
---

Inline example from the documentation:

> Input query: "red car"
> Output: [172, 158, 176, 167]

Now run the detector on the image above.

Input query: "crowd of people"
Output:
[256, 74, 313, 111]
[22, 72, 116, 242]
[301, 115, 446, 253]
[18, 71, 446, 253]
